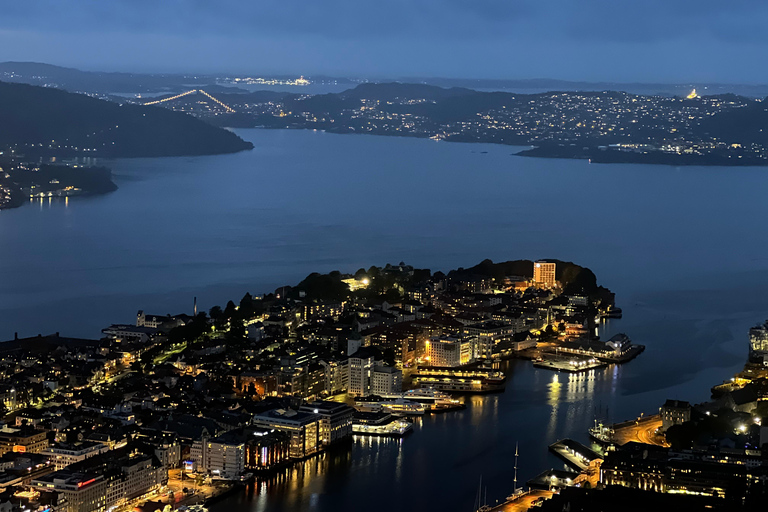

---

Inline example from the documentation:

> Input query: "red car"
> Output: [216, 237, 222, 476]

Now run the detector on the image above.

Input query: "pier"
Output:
[533, 354, 607, 373]
[548, 439, 602, 471]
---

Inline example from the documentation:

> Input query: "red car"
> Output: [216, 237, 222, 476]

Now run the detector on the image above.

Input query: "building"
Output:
[298, 402, 354, 446]
[31, 472, 111, 512]
[425, 336, 473, 367]
[371, 366, 403, 396]
[101, 325, 157, 344]
[749, 322, 768, 362]
[41, 442, 109, 470]
[0, 427, 49, 456]
[245, 428, 290, 470]
[660, 400, 691, 431]
[251, 409, 321, 459]
[319, 359, 348, 395]
[191, 430, 246, 480]
[31, 448, 165, 512]
[347, 348, 376, 397]
[533, 261, 556, 288]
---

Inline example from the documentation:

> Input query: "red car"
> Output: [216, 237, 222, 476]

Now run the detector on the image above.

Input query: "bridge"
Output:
[143, 89, 236, 113]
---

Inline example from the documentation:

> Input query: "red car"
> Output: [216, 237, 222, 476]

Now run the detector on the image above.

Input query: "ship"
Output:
[588, 419, 615, 444]
[411, 366, 506, 393]
[380, 387, 464, 412]
[353, 396, 426, 415]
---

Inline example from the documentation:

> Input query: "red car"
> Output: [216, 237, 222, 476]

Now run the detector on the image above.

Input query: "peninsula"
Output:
[0, 258, 628, 511]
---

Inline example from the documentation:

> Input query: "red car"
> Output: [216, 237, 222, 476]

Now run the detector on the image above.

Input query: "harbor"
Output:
[533, 354, 607, 373]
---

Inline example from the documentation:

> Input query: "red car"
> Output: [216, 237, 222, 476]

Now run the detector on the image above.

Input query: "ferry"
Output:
[411, 366, 506, 394]
[380, 387, 464, 412]
[354, 396, 426, 415]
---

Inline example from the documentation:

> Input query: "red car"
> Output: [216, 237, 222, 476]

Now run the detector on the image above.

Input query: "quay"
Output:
[533, 354, 607, 373]
[548, 439, 602, 471]
[527, 468, 580, 490]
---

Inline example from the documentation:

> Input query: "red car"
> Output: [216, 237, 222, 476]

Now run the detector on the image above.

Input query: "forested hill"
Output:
[0, 81, 253, 157]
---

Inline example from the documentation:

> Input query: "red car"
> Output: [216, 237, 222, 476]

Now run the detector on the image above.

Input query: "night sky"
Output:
[2, 0, 767, 82]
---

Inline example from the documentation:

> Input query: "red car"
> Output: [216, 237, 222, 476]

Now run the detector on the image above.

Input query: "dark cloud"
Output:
[1, 1, 767, 81]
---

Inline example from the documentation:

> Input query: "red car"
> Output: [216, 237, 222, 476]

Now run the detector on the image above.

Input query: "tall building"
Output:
[347, 348, 376, 397]
[533, 261, 556, 288]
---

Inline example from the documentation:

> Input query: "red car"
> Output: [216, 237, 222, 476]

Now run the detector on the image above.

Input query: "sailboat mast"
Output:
[513, 442, 519, 491]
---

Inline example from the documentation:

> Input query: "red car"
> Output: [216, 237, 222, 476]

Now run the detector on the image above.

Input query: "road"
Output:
[490, 490, 554, 512]
[612, 415, 669, 447]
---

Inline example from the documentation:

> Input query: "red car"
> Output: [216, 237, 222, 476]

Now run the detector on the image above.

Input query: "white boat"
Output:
[354, 396, 426, 415]
[380, 387, 463, 411]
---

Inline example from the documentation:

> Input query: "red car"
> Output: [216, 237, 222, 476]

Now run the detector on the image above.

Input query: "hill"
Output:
[0, 81, 253, 157]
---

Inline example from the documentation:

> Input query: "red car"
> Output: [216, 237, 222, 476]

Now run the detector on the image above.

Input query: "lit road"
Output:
[490, 490, 554, 512]
[612, 415, 668, 447]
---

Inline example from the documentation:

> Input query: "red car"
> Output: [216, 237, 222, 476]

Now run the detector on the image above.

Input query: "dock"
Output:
[548, 439, 602, 470]
[533, 354, 607, 373]
[527, 468, 580, 490]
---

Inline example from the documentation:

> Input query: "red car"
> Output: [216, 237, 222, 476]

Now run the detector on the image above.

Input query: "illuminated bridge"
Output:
[143, 89, 236, 113]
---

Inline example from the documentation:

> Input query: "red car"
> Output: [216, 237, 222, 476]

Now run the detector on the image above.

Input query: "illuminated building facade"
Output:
[533, 261, 557, 288]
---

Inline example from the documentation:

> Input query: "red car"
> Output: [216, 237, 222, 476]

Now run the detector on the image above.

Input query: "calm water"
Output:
[1, 128, 767, 510]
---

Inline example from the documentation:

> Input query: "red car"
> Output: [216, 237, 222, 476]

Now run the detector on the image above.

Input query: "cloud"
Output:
[2, 1, 768, 81]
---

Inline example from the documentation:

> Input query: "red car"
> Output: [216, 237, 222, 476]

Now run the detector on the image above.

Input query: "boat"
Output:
[411, 366, 506, 393]
[588, 419, 615, 444]
[354, 396, 426, 415]
[380, 387, 464, 412]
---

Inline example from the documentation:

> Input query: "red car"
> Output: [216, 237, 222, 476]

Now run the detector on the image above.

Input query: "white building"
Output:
[191, 431, 246, 480]
[371, 366, 403, 395]
[347, 348, 376, 397]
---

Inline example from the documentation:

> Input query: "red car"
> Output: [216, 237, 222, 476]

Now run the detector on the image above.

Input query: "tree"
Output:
[209, 305, 223, 320]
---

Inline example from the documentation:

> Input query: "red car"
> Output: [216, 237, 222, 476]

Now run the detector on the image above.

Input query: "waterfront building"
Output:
[425, 336, 473, 367]
[533, 261, 556, 288]
[298, 401, 354, 446]
[245, 428, 290, 469]
[191, 430, 246, 480]
[660, 400, 691, 432]
[251, 409, 321, 459]
[557, 333, 639, 362]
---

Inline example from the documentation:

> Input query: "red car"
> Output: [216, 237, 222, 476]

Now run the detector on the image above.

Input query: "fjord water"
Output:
[1, 128, 767, 510]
